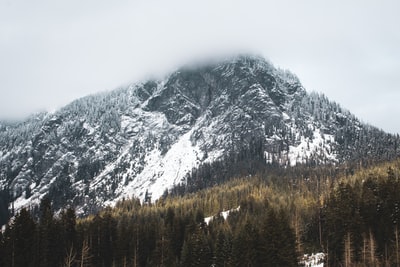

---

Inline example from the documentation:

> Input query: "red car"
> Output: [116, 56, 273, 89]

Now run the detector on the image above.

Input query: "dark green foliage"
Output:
[214, 231, 227, 266]
[231, 220, 261, 266]
[37, 197, 65, 267]
[9, 208, 36, 267]
[261, 209, 298, 267]
[214, 230, 233, 267]
[0, 188, 10, 225]
[88, 211, 118, 267]
[0, 231, 3, 267]
[61, 207, 77, 250]
[0, 193, 298, 267]
[180, 227, 212, 267]
[4, 160, 400, 266]
[10, 153, 400, 267]
[2, 56, 400, 229]
[0, 200, 74, 267]
[303, 166, 400, 266]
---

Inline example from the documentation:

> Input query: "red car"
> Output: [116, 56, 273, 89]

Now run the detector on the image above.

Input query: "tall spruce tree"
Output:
[11, 208, 36, 267]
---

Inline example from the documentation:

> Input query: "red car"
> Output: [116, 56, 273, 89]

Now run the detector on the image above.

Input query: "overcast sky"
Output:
[1, 0, 399, 134]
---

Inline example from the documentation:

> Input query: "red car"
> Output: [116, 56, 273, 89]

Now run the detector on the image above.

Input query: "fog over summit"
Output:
[1, 0, 400, 133]
[1, 55, 398, 218]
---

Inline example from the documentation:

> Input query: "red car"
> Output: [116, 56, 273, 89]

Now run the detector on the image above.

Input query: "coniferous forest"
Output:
[2, 55, 400, 267]
[1, 158, 400, 266]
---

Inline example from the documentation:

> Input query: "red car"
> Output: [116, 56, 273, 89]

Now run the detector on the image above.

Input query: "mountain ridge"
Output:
[0, 54, 398, 219]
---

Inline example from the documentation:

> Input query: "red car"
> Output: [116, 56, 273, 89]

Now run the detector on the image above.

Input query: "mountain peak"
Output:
[0, 55, 398, 219]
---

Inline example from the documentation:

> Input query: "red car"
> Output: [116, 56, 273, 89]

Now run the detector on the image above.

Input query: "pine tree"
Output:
[11, 208, 37, 267]
[152, 228, 174, 267]
[37, 197, 55, 267]
[260, 209, 297, 267]
[396, 225, 400, 267]
[61, 207, 77, 250]
[214, 231, 226, 267]
[232, 220, 261, 266]
[0, 230, 4, 267]
[60, 207, 77, 267]
[180, 239, 193, 267]
[180, 226, 212, 267]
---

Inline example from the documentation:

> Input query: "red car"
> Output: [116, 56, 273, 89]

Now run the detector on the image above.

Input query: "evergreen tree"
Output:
[232, 220, 261, 266]
[0, 230, 4, 267]
[152, 227, 175, 267]
[61, 207, 77, 265]
[260, 209, 298, 267]
[0, 188, 10, 226]
[37, 197, 55, 267]
[181, 227, 212, 267]
[11, 208, 37, 267]
[214, 230, 226, 267]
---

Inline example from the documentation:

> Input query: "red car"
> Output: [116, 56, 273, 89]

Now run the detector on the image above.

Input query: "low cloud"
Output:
[1, 0, 399, 133]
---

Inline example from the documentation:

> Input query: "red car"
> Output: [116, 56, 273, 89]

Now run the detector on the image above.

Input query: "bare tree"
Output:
[80, 239, 92, 267]
[362, 230, 378, 267]
[396, 226, 400, 267]
[344, 232, 353, 267]
[64, 246, 76, 267]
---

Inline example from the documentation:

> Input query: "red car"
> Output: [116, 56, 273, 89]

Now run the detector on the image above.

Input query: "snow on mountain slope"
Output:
[118, 129, 203, 202]
[204, 206, 241, 225]
[0, 54, 398, 217]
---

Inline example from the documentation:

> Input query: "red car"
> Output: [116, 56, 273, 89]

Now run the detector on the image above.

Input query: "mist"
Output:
[1, 0, 399, 133]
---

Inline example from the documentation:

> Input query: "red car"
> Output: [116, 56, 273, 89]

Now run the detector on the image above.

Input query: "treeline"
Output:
[169, 132, 396, 199]
[2, 157, 400, 266]
[0, 198, 77, 267]
[0, 177, 299, 267]
[305, 161, 400, 266]
[169, 137, 267, 196]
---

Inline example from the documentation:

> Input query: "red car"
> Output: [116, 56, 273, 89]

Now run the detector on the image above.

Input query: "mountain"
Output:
[0, 54, 399, 217]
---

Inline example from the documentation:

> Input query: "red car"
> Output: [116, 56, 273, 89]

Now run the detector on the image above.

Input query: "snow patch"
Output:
[266, 127, 337, 166]
[300, 253, 325, 267]
[112, 129, 203, 205]
[287, 129, 336, 166]
[204, 206, 240, 225]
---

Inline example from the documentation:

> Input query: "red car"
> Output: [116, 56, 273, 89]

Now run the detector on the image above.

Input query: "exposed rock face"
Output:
[0, 55, 398, 215]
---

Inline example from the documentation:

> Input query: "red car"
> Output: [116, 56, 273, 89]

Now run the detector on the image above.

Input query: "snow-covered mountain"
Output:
[0, 55, 398, 216]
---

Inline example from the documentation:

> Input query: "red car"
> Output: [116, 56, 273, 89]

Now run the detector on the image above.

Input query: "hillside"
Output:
[2, 159, 400, 266]
[0, 55, 399, 220]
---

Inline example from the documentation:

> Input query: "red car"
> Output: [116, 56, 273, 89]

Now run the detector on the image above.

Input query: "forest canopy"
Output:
[1, 159, 400, 266]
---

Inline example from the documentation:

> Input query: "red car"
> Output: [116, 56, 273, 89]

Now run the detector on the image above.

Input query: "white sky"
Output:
[1, 0, 399, 134]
